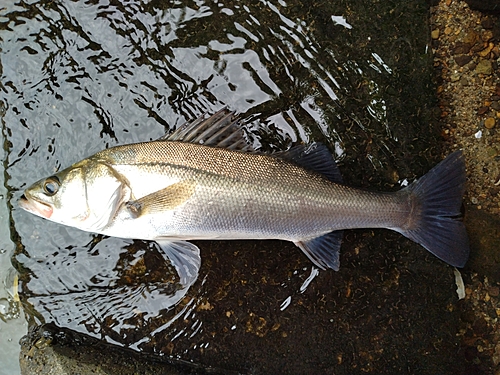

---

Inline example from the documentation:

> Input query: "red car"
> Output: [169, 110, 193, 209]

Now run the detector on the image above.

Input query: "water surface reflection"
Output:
[1, 0, 458, 373]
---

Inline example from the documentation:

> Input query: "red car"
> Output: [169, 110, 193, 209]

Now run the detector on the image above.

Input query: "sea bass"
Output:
[19, 110, 469, 287]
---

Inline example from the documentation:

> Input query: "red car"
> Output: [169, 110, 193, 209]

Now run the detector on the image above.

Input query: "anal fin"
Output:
[294, 230, 344, 271]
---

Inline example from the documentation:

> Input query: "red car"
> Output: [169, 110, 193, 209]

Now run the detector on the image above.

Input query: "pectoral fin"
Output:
[156, 240, 201, 287]
[126, 180, 196, 218]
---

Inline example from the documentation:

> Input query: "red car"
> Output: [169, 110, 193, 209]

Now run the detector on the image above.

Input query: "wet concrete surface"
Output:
[20, 323, 225, 375]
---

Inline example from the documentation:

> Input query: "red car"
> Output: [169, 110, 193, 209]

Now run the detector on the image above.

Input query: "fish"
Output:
[19, 109, 469, 288]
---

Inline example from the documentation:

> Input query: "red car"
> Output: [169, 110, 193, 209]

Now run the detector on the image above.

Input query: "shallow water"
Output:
[0, 122, 25, 375]
[0, 0, 464, 374]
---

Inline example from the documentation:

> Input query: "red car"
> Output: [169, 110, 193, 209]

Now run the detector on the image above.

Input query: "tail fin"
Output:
[398, 151, 469, 267]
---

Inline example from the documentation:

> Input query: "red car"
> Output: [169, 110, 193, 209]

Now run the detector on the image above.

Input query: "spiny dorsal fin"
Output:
[278, 142, 343, 183]
[159, 108, 255, 152]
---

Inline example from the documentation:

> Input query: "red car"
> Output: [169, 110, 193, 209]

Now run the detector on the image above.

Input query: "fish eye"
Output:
[43, 177, 60, 196]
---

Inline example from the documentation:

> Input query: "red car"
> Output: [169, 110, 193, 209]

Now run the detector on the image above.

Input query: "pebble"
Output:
[431, 29, 440, 39]
[450, 72, 461, 82]
[482, 30, 494, 42]
[494, 343, 500, 365]
[433, 0, 500, 367]
[475, 59, 493, 75]
[453, 42, 471, 55]
[455, 54, 472, 66]
[485, 117, 496, 129]
[489, 286, 500, 297]
[482, 17, 495, 29]
[478, 106, 489, 115]
[487, 147, 498, 157]
[464, 30, 479, 45]
[479, 43, 494, 58]
[472, 42, 487, 53]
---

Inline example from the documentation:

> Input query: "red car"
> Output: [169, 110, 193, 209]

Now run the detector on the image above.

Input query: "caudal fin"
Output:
[398, 151, 469, 267]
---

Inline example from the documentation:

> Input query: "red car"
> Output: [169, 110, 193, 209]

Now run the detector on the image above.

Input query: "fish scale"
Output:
[95, 141, 409, 240]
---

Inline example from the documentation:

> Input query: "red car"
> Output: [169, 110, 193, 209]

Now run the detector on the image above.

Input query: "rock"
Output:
[450, 72, 461, 82]
[487, 146, 499, 157]
[482, 30, 494, 42]
[475, 59, 493, 75]
[488, 286, 500, 297]
[492, 45, 500, 57]
[471, 42, 488, 53]
[478, 106, 490, 115]
[494, 342, 500, 366]
[453, 42, 472, 55]
[455, 54, 473, 66]
[431, 29, 440, 39]
[485, 117, 496, 129]
[463, 30, 479, 45]
[479, 43, 494, 57]
[482, 17, 496, 29]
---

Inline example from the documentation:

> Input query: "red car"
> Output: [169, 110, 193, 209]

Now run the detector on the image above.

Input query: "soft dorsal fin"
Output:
[278, 142, 342, 183]
[159, 108, 255, 152]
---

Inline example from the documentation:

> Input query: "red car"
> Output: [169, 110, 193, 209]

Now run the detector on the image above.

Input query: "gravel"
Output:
[432, 1, 500, 373]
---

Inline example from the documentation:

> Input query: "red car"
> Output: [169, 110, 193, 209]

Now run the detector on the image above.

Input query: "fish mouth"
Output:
[19, 193, 53, 219]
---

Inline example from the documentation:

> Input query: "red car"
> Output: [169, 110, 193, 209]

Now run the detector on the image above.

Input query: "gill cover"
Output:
[74, 160, 131, 232]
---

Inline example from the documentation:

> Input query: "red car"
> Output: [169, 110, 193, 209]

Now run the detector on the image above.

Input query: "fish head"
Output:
[19, 159, 130, 232]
